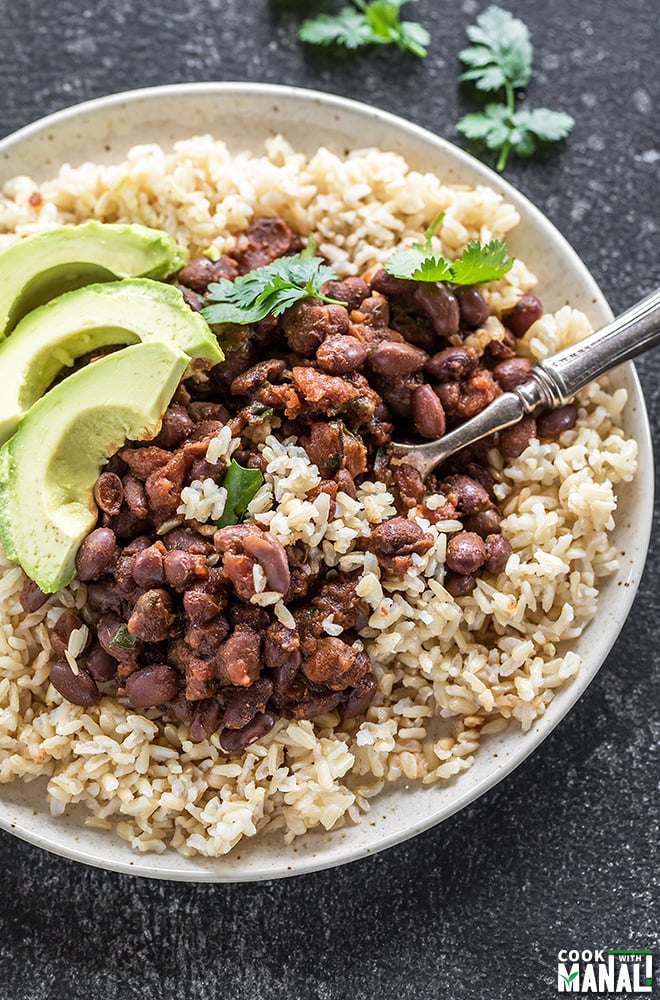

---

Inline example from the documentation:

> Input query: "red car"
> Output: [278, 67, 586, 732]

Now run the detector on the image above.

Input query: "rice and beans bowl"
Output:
[0, 137, 638, 857]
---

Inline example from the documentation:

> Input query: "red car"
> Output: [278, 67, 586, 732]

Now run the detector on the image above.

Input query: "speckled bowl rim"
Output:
[0, 82, 653, 881]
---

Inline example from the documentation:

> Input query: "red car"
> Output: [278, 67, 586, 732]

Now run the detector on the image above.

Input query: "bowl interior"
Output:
[0, 84, 652, 881]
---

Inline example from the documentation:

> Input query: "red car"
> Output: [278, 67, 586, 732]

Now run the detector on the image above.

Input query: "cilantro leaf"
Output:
[384, 212, 451, 279]
[397, 20, 430, 57]
[513, 108, 576, 145]
[448, 239, 513, 284]
[298, 0, 429, 57]
[109, 624, 140, 651]
[298, 7, 373, 49]
[457, 104, 512, 150]
[385, 247, 454, 282]
[385, 236, 513, 285]
[215, 460, 264, 528]
[459, 6, 532, 91]
[201, 250, 341, 326]
[456, 6, 575, 170]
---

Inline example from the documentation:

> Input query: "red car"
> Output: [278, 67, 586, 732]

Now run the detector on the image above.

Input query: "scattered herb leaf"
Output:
[299, 0, 429, 57]
[385, 213, 513, 284]
[456, 6, 575, 170]
[201, 247, 344, 326]
[109, 624, 140, 651]
[459, 5, 532, 92]
[299, 6, 374, 49]
[215, 460, 264, 528]
[247, 402, 275, 422]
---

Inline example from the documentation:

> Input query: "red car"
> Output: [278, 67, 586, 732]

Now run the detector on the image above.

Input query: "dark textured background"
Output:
[0, 1, 658, 997]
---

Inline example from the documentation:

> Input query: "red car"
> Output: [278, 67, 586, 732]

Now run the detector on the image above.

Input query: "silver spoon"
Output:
[390, 286, 660, 478]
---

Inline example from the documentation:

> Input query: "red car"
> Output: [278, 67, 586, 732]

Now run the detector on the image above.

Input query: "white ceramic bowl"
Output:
[0, 83, 653, 881]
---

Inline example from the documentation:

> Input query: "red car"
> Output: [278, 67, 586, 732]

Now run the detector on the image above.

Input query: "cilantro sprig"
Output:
[385, 212, 513, 284]
[456, 6, 575, 170]
[201, 238, 344, 326]
[299, 0, 430, 58]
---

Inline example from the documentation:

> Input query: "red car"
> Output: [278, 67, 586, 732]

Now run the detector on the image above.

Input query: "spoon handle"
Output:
[526, 285, 660, 407]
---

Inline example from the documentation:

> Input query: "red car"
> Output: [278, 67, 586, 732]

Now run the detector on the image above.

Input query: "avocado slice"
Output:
[0, 221, 187, 339]
[0, 279, 223, 444]
[0, 340, 189, 593]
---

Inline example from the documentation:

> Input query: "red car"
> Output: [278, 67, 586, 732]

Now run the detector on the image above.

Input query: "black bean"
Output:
[371, 518, 430, 556]
[426, 347, 478, 382]
[75, 527, 117, 581]
[445, 572, 477, 598]
[163, 550, 208, 590]
[412, 283, 460, 339]
[446, 531, 486, 574]
[291, 692, 343, 720]
[493, 357, 533, 391]
[484, 534, 512, 574]
[219, 712, 275, 753]
[412, 384, 446, 438]
[242, 533, 291, 594]
[166, 692, 196, 727]
[231, 359, 287, 395]
[435, 381, 461, 410]
[499, 416, 537, 458]
[486, 333, 516, 362]
[177, 286, 204, 312]
[380, 381, 415, 418]
[503, 294, 543, 338]
[151, 406, 195, 449]
[537, 404, 578, 438]
[107, 510, 145, 541]
[190, 699, 224, 742]
[440, 474, 492, 515]
[122, 474, 149, 520]
[367, 341, 428, 376]
[125, 664, 181, 707]
[178, 255, 237, 293]
[320, 276, 370, 310]
[128, 590, 175, 642]
[19, 578, 49, 613]
[463, 508, 502, 537]
[132, 545, 166, 588]
[316, 336, 367, 375]
[338, 673, 378, 720]
[164, 527, 214, 555]
[97, 613, 140, 662]
[370, 268, 415, 297]
[335, 468, 357, 498]
[183, 588, 223, 624]
[83, 643, 118, 683]
[93, 472, 123, 515]
[359, 295, 390, 328]
[51, 610, 85, 657]
[86, 581, 122, 613]
[456, 286, 489, 329]
[222, 678, 273, 730]
[50, 659, 98, 706]
[461, 462, 496, 500]
[271, 651, 302, 691]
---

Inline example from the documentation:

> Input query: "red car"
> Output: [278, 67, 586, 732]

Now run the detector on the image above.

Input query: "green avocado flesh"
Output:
[0, 279, 223, 445]
[0, 341, 189, 593]
[0, 221, 187, 338]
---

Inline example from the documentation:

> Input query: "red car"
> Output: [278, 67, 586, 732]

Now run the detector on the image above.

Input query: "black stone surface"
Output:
[0, 2, 658, 997]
